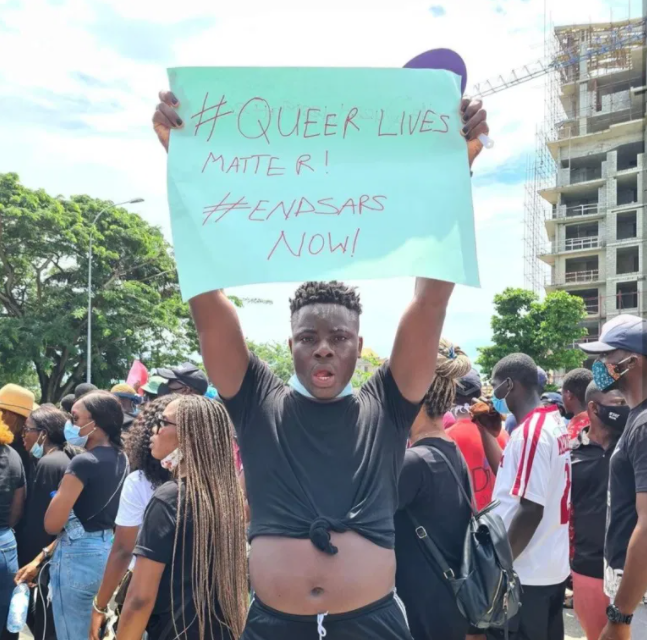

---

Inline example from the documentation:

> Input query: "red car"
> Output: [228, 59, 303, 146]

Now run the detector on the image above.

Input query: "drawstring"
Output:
[316, 612, 328, 639]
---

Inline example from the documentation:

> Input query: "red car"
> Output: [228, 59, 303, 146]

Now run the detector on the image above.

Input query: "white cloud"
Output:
[0, 0, 643, 367]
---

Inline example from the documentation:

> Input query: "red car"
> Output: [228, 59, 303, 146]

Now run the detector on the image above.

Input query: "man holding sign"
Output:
[153, 62, 487, 639]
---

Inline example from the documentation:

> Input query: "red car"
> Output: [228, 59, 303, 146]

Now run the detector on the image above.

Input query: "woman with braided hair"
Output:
[117, 395, 247, 640]
[394, 338, 479, 640]
[89, 395, 176, 640]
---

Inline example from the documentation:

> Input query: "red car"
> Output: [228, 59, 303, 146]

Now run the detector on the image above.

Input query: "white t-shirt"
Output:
[492, 406, 571, 586]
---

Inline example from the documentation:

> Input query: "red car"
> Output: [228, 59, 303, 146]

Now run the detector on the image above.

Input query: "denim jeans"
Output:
[0, 529, 18, 634]
[48, 521, 113, 640]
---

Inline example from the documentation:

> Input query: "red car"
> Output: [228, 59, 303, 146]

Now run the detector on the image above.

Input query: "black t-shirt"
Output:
[606, 398, 647, 571]
[222, 354, 420, 553]
[134, 481, 232, 640]
[0, 445, 25, 529]
[18, 450, 72, 565]
[571, 428, 616, 579]
[394, 438, 472, 640]
[66, 446, 128, 531]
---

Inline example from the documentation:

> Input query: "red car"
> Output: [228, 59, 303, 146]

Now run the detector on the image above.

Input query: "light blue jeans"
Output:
[0, 528, 18, 633]
[48, 519, 113, 640]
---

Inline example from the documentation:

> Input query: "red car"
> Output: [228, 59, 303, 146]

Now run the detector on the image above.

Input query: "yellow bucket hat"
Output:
[0, 384, 36, 418]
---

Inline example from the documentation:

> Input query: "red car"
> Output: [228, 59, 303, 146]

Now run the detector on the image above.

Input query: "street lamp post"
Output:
[86, 198, 145, 383]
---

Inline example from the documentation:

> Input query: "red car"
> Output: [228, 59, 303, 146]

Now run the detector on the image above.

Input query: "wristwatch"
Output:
[41, 547, 52, 561]
[606, 604, 633, 625]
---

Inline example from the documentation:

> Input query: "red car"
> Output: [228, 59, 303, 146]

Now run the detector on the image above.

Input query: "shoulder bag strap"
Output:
[85, 451, 130, 523]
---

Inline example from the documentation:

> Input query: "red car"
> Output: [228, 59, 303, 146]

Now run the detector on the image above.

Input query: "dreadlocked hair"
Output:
[125, 395, 178, 489]
[289, 281, 362, 316]
[423, 338, 472, 419]
[172, 396, 247, 640]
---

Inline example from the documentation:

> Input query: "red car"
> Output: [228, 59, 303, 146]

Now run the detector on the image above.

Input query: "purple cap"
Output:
[404, 48, 467, 95]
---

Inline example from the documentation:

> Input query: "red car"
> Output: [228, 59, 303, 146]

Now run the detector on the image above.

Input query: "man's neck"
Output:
[623, 374, 647, 409]
[587, 422, 613, 450]
[512, 394, 542, 425]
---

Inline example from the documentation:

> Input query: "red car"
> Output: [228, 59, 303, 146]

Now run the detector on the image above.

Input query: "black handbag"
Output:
[406, 445, 521, 632]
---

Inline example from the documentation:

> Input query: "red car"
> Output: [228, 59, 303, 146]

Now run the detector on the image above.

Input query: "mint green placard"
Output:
[167, 67, 479, 300]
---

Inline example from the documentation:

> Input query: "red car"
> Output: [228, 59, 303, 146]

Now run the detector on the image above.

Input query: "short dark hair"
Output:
[75, 382, 98, 399]
[78, 391, 124, 448]
[289, 281, 362, 316]
[562, 368, 593, 405]
[585, 381, 603, 404]
[492, 353, 539, 390]
[60, 394, 75, 413]
[30, 404, 67, 447]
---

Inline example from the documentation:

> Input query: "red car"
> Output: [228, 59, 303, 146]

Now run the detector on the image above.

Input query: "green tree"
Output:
[476, 287, 587, 378]
[247, 340, 294, 382]
[0, 173, 200, 402]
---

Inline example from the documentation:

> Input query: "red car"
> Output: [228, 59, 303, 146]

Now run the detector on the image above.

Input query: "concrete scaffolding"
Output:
[524, 17, 646, 365]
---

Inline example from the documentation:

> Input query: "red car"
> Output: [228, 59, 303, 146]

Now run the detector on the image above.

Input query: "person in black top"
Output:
[153, 87, 488, 639]
[44, 391, 129, 640]
[0, 412, 25, 635]
[570, 383, 628, 640]
[14, 405, 77, 640]
[119, 395, 247, 640]
[394, 338, 474, 640]
[579, 314, 647, 639]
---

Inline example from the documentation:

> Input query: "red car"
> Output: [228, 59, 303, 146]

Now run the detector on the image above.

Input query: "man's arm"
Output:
[612, 493, 647, 614]
[507, 498, 544, 559]
[189, 290, 249, 399]
[478, 426, 504, 475]
[390, 279, 454, 402]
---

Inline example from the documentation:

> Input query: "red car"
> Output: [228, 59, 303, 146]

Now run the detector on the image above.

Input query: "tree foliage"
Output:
[475, 287, 587, 379]
[0, 173, 199, 402]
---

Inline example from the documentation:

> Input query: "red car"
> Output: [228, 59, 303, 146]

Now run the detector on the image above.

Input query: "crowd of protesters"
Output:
[0, 92, 644, 640]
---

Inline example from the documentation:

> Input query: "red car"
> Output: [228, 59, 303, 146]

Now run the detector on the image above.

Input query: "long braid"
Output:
[171, 396, 248, 639]
[423, 338, 472, 418]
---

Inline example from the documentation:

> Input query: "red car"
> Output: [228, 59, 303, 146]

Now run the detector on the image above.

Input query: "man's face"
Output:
[588, 389, 627, 433]
[600, 349, 641, 391]
[167, 380, 194, 396]
[290, 303, 362, 401]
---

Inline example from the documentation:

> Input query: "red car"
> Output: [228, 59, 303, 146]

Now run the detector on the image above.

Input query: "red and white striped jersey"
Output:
[492, 406, 571, 586]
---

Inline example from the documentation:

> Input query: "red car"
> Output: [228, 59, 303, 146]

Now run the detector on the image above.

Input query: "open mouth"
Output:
[311, 368, 336, 388]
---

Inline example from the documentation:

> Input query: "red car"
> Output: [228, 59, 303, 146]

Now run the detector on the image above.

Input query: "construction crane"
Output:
[470, 19, 645, 98]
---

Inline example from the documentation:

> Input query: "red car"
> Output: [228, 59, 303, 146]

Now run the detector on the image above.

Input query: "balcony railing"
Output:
[575, 335, 600, 345]
[564, 269, 600, 284]
[569, 168, 603, 185]
[555, 203, 600, 219]
[564, 237, 602, 252]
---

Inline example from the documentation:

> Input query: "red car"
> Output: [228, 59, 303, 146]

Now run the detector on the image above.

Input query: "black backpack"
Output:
[406, 445, 521, 631]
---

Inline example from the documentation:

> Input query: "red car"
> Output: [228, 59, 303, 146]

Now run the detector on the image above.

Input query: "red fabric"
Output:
[446, 419, 509, 511]
[572, 571, 609, 640]
[126, 360, 149, 395]
[443, 411, 457, 429]
[568, 411, 590, 441]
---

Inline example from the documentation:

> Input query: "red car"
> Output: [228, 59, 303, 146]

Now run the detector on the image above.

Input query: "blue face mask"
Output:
[288, 375, 354, 400]
[64, 420, 95, 448]
[492, 396, 510, 415]
[30, 437, 44, 459]
[492, 378, 512, 415]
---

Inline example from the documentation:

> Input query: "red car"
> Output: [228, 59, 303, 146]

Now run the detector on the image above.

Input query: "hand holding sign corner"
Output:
[159, 63, 486, 300]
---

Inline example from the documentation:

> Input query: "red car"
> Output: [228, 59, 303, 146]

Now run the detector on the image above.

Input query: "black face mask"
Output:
[564, 412, 575, 421]
[597, 404, 630, 432]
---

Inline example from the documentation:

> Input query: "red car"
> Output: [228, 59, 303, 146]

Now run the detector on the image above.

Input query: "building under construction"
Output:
[524, 17, 646, 355]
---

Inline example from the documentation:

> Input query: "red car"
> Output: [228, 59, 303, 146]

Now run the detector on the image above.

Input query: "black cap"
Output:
[157, 362, 209, 395]
[456, 368, 482, 398]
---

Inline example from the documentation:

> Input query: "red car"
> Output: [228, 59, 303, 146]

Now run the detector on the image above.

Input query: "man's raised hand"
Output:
[152, 91, 183, 152]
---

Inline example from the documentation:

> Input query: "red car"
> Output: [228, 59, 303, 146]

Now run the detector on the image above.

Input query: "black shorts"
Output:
[486, 581, 566, 640]
[242, 592, 413, 640]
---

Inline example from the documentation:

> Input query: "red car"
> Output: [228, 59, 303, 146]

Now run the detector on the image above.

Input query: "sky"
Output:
[0, 0, 642, 365]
